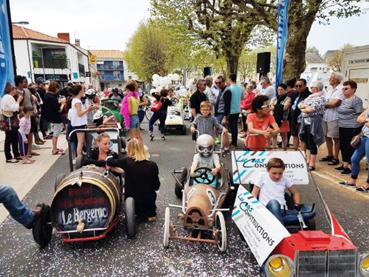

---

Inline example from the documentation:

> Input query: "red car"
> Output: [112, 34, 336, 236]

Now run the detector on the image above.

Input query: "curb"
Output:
[312, 171, 369, 199]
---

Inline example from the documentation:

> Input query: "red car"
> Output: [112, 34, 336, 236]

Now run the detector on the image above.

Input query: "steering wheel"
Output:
[193, 167, 215, 185]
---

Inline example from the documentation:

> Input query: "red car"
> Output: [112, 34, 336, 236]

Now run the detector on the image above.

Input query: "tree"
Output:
[235, 0, 363, 80]
[151, 0, 271, 76]
[125, 21, 173, 81]
[238, 45, 276, 81]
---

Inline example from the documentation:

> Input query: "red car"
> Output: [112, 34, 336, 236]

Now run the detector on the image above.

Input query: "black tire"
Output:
[32, 204, 52, 249]
[175, 183, 183, 199]
[54, 173, 67, 192]
[181, 125, 187, 135]
[120, 137, 126, 151]
[306, 218, 316, 230]
[125, 197, 136, 238]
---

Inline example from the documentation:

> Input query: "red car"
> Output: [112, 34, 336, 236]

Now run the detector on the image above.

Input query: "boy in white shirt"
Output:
[251, 158, 302, 224]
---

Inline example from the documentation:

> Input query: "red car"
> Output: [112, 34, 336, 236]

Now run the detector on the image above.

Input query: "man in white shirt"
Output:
[204, 76, 219, 107]
[258, 77, 275, 100]
[320, 72, 344, 165]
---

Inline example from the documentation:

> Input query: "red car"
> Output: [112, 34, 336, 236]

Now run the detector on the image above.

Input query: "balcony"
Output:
[100, 73, 124, 81]
[33, 57, 69, 69]
[97, 64, 124, 71]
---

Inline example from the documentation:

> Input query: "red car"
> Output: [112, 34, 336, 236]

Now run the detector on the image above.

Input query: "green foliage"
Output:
[125, 21, 173, 81]
[151, 0, 271, 74]
[238, 45, 276, 81]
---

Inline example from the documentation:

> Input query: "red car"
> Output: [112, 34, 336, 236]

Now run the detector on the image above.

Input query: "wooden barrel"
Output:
[51, 165, 121, 232]
[185, 185, 220, 229]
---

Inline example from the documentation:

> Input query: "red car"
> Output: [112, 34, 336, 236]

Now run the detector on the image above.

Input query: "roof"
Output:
[323, 50, 340, 60]
[306, 51, 324, 64]
[90, 50, 125, 59]
[12, 25, 68, 44]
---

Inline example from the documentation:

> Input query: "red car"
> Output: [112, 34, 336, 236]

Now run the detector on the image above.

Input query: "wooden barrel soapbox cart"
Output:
[32, 127, 135, 247]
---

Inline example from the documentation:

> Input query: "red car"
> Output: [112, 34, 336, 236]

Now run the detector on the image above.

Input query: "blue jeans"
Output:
[351, 136, 369, 182]
[129, 115, 139, 130]
[149, 110, 166, 135]
[0, 185, 34, 227]
[215, 114, 224, 124]
[266, 200, 314, 225]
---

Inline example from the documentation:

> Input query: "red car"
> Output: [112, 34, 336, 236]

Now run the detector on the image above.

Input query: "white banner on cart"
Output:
[232, 151, 308, 185]
[232, 185, 290, 266]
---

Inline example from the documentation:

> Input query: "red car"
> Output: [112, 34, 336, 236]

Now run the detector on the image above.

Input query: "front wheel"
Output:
[215, 211, 227, 252]
[125, 197, 136, 238]
[175, 183, 183, 199]
[163, 207, 170, 248]
[181, 125, 187, 135]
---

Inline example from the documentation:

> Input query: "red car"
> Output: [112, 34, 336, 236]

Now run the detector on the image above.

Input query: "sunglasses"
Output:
[261, 104, 272, 109]
[198, 146, 213, 151]
[215, 81, 222, 85]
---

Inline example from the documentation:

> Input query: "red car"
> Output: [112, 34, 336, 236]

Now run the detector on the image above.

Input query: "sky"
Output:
[9, 0, 369, 56]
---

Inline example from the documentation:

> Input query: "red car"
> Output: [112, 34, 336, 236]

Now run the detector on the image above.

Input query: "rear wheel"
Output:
[125, 197, 136, 238]
[175, 183, 183, 199]
[181, 125, 187, 135]
[215, 211, 227, 252]
[163, 207, 170, 248]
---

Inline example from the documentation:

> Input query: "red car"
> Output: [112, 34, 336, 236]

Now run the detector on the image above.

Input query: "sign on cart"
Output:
[232, 185, 290, 266]
[232, 151, 308, 185]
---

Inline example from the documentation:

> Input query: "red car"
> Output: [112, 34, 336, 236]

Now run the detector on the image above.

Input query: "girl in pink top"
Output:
[18, 107, 35, 164]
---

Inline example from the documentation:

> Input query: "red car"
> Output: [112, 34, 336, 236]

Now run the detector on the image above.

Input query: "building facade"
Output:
[342, 45, 369, 107]
[12, 25, 97, 87]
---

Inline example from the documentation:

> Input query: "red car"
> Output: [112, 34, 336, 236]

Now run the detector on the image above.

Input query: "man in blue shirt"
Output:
[225, 73, 243, 148]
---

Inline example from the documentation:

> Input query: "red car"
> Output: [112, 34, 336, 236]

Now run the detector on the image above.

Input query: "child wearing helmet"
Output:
[190, 134, 222, 187]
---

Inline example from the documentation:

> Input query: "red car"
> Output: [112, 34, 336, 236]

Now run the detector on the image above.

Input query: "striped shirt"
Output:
[192, 114, 223, 137]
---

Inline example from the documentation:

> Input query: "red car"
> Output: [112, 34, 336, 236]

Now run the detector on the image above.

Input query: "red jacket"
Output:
[241, 91, 255, 110]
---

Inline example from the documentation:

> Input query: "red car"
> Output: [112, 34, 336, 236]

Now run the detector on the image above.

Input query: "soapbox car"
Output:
[163, 166, 235, 252]
[164, 104, 187, 135]
[231, 150, 368, 277]
[32, 128, 135, 247]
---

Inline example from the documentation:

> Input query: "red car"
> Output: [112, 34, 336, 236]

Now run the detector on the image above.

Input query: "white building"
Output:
[301, 52, 332, 89]
[342, 45, 369, 107]
[12, 25, 96, 87]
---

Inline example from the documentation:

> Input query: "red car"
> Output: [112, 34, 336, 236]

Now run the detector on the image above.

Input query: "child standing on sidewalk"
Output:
[18, 107, 35, 164]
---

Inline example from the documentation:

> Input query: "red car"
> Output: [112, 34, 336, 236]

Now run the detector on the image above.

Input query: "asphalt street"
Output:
[0, 125, 368, 276]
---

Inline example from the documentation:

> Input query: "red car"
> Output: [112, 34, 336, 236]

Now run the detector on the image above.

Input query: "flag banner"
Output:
[275, 0, 290, 89]
[0, 0, 14, 97]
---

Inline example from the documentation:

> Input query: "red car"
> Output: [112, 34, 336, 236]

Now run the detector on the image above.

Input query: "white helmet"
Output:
[86, 89, 96, 97]
[196, 134, 214, 158]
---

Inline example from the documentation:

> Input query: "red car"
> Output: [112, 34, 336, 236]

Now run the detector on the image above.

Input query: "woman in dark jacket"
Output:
[107, 138, 160, 221]
[42, 81, 65, 155]
[81, 133, 120, 168]
[149, 88, 172, 141]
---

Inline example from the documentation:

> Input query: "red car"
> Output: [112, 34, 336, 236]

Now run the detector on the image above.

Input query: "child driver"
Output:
[251, 158, 303, 224]
[190, 134, 221, 188]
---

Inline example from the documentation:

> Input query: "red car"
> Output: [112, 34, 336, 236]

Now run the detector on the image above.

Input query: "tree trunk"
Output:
[283, 2, 320, 81]
[225, 53, 240, 78]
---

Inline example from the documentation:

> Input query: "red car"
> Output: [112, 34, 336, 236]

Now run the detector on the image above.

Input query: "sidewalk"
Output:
[313, 143, 369, 198]
[0, 132, 68, 223]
